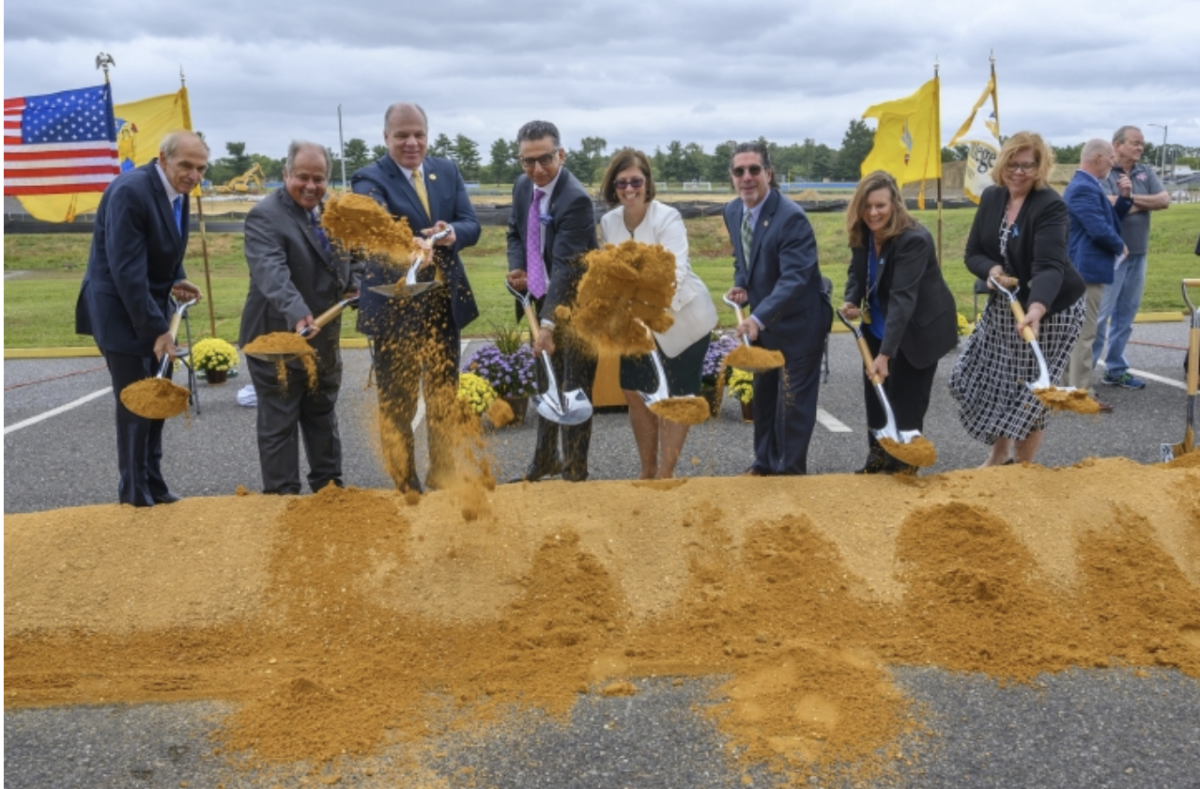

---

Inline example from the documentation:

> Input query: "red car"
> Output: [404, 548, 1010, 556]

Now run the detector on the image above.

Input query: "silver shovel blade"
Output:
[533, 390, 593, 426]
[368, 282, 440, 299]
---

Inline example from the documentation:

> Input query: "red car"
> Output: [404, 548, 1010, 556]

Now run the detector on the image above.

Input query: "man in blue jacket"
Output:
[75, 130, 207, 506]
[1063, 138, 1132, 407]
[351, 103, 480, 493]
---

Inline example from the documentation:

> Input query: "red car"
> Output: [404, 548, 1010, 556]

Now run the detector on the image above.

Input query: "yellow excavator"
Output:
[212, 163, 266, 195]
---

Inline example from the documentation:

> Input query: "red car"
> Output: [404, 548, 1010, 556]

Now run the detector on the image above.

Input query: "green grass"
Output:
[5, 202, 1198, 349]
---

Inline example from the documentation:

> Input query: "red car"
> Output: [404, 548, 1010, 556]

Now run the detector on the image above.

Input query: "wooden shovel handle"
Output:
[522, 300, 542, 339]
[855, 335, 882, 385]
[167, 311, 183, 342]
[1183, 279, 1200, 288]
[1007, 299, 1037, 343]
[1188, 326, 1199, 396]
[313, 301, 346, 329]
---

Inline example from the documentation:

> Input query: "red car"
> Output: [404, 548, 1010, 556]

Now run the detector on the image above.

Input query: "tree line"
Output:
[201, 120, 1200, 188]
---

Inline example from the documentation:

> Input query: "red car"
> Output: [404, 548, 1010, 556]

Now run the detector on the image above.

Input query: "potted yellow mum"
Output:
[727, 367, 754, 422]
[190, 337, 239, 384]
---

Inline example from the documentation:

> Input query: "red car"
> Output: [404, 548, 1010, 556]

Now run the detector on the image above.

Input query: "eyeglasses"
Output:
[614, 177, 645, 191]
[731, 164, 764, 178]
[1005, 161, 1038, 173]
[519, 150, 559, 169]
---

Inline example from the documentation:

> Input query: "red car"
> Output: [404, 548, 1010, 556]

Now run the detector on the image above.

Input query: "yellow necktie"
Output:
[412, 169, 443, 282]
[412, 169, 431, 220]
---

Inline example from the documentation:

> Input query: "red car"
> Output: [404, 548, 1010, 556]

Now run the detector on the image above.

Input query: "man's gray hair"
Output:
[517, 120, 561, 148]
[384, 102, 428, 131]
[1081, 138, 1112, 163]
[160, 130, 210, 159]
[1113, 125, 1141, 145]
[285, 140, 332, 178]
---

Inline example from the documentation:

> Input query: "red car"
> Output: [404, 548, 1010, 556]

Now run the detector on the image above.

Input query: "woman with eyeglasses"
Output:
[597, 148, 718, 479]
[840, 171, 958, 474]
[950, 131, 1086, 466]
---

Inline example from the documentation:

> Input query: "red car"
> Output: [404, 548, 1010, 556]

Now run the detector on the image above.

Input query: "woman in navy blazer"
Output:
[950, 131, 1086, 467]
[841, 171, 958, 474]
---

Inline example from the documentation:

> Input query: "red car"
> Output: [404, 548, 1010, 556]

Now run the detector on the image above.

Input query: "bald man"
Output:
[1062, 139, 1132, 406]
[75, 130, 208, 506]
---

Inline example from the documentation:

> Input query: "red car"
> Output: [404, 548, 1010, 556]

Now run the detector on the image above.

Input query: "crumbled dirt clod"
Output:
[320, 192, 416, 263]
[1034, 386, 1102, 414]
[573, 241, 677, 355]
[120, 377, 190, 420]
[485, 397, 515, 429]
[725, 345, 785, 372]
[879, 436, 937, 468]
[648, 396, 710, 425]
[242, 332, 320, 391]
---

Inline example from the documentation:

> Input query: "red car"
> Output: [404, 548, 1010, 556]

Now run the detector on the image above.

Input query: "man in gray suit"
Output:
[239, 141, 358, 494]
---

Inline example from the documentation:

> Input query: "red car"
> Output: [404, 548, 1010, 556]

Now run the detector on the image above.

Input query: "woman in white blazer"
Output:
[598, 149, 719, 479]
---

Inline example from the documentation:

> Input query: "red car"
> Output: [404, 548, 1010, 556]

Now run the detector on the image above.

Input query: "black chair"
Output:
[972, 278, 991, 323]
[175, 303, 201, 415]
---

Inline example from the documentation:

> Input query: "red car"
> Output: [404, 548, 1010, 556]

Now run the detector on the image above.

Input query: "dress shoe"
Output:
[508, 460, 563, 484]
[399, 475, 424, 495]
[152, 492, 182, 505]
[741, 466, 769, 477]
[1095, 398, 1114, 414]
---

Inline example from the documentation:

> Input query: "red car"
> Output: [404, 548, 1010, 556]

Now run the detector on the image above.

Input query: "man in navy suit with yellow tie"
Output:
[724, 141, 831, 476]
[75, 130, 207, 506]
[352, 103, 480, 493]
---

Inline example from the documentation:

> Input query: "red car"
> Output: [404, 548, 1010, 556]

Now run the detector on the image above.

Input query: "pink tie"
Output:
[526, 187, 547, 298]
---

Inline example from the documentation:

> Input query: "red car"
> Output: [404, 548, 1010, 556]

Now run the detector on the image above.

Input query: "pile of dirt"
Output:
[1034, 386, 1102, 414]
[6, 459, 1200, 785]
[572, 241, 677, 355]
[320, 192, 415, 263]
[119, 376, 190, 420]
[241, 332, 319, 390]
[725, 344, 785, 372]
[880, 435, 937, 468]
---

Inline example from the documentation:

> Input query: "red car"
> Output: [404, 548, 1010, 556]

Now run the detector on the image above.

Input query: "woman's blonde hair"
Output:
[992, 131, 1055, 190]
[845, 170, 916, 248]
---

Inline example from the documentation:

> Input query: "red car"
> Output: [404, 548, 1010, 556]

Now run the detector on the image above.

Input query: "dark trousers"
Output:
[103, 349, 173, 507]
[750, 342, 823, 476]
[860, 331, 939, 433]
[372, 292, 460, 489]
[530, 322, 597, 481]
[247, 350, 343, 495]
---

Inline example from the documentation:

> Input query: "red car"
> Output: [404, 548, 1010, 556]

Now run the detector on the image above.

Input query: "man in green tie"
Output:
[351, 103, 481, 494]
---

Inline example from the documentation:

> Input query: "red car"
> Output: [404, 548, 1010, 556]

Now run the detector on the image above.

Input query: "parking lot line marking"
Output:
[816, 407, 853, 433]
[1097, 362, 1186, 391]
[4, 387, 112, 435]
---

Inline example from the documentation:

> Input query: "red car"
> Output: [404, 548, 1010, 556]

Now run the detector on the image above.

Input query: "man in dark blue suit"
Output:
[504, 120, 599, 482]
[724, 141, 831, 475]
[352, 103, 480, 493]
[75, 130, 207, 506]
[1064, 138, 1133, 405]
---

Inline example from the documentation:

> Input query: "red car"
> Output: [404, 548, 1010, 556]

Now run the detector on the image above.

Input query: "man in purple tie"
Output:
[505, 120, 599, 482]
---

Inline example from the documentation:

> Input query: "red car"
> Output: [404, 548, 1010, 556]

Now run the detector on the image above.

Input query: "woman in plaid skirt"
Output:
[950, 131, 1086, 466]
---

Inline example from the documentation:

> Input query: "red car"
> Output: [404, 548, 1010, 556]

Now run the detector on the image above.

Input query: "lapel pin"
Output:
[763, 220, 769, 228]
[429, 173, 437, 181]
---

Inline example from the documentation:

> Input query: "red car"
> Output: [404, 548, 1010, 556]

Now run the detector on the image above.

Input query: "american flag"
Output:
[4, 85, 120, 196]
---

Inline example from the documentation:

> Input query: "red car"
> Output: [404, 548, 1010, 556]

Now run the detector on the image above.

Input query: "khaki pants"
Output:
[1067, 282, 1104, 391]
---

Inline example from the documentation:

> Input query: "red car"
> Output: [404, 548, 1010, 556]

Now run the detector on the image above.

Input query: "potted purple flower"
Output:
[463, 323, 538, 426]
[700, 334, 740, 417]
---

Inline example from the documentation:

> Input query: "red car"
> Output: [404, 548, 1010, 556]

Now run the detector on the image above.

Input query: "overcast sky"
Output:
[5, 0, 1199, 162]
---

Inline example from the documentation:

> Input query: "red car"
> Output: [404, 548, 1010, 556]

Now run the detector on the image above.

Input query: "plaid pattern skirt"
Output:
[950, 294, 1085, 443]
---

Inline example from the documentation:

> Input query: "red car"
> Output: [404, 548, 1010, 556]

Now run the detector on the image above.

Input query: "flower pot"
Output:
[502, 395, 529, 426]
[740, 400, 754, 422]
[700, 387, 722, 417]
[204, 369, 228, 385]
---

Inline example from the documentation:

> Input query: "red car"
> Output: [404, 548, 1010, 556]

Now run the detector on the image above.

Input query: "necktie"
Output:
[740, 208, 753, 268]
[526, 188, 547, 299]
[412, 168, 432, 221]
[310, 210, 331, 254]
[172, 196, 183, 234]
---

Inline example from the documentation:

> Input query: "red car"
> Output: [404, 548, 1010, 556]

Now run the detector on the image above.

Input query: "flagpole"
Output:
[182, 64, 218, 337]
[338, 104, 348, 192]
[990, 51, 999, 135]
[934, 58, 943, 267]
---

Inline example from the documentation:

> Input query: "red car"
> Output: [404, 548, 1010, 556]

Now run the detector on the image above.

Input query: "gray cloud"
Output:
[5, 0, 1199, 161]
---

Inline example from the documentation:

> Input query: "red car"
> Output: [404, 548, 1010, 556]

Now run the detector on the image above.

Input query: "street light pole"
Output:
[1148, 123, 1168, 178]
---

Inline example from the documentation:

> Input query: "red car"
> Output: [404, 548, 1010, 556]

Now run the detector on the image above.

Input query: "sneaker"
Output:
[1102, 372, 1146, 390]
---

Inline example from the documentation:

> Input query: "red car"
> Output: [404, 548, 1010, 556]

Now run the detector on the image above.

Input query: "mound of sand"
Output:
[5, 458, 1199, 782]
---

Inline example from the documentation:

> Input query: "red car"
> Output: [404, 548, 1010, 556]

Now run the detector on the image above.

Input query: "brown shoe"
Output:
[1095, 398, 1114, 414]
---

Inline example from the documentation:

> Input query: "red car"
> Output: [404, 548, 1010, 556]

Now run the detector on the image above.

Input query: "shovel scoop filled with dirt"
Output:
[120, 298, 196, 420]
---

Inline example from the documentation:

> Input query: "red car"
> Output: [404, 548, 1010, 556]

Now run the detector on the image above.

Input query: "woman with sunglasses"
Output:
[950, 131, 1086, 466]
[598, 148, 718, 479]
[840, 171, 957, 474]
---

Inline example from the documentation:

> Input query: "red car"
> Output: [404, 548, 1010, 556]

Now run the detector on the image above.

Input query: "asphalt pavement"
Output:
[4, 319, 1200, 787]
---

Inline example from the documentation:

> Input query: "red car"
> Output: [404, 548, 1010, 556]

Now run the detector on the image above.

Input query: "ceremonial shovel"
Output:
[988, 276, 1062, 393]
[368, 227, 452, 299]
[242, 295, 359, 363]
[1161, 278, 1200, 461]
[836, 310, 921, 447]
[721, 294, 784, 374]
[120, 296, 197, 420]
[506, 282, 593, 426]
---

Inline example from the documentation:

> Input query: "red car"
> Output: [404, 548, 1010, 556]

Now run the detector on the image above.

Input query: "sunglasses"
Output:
[731, 164, 764, 178]
[614, 177, 645, 190]
[519, 150, 559, 169]
[1005, 161, 1038, 173]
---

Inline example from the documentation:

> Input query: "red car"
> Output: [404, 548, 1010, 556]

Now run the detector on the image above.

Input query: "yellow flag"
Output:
[18, 87, 193, 222]
[949, 74, 1001, 204]
[860, 77, 942, 206]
